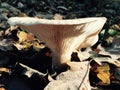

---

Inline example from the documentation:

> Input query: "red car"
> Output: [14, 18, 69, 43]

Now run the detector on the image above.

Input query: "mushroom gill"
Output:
[8, 17, 107, 71]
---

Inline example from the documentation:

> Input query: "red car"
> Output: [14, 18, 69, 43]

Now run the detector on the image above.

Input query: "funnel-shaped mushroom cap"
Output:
[8, 17, 107, 70]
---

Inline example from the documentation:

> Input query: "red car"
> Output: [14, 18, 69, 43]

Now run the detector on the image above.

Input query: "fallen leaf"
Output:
[97, 63, 110, 84]
[17, 31, 27, 42]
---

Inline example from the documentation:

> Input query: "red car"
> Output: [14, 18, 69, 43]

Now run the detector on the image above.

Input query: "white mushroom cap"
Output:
[8, 17, 106, 25]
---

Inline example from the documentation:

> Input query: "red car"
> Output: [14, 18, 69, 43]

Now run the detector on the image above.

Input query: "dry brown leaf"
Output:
[26, 33, 35, 42]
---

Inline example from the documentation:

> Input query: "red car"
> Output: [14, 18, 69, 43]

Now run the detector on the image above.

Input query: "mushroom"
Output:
[8, 17, 107, 71]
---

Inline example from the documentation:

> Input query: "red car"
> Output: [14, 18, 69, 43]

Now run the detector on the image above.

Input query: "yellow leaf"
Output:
[32, 42, 45, 51]
[97, 63, 110, 84]
[17, 31, 27, 42]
